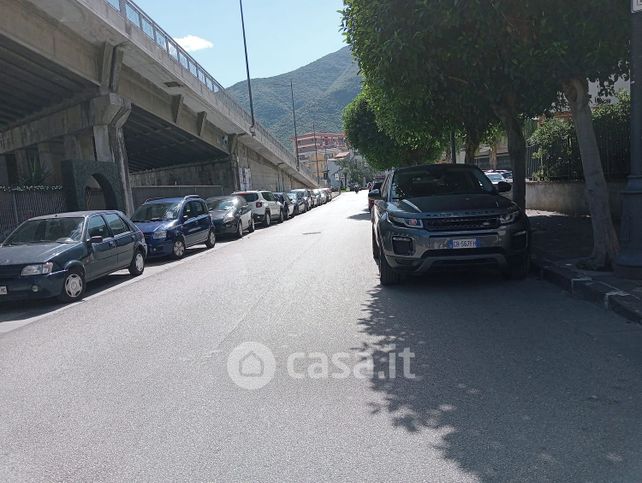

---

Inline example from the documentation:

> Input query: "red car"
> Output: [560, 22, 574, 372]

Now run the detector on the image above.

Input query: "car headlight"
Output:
[389, 215, 424, 229]
[499, 208, 521, 225]
[224, 213, 235, 223]
[21, 262, 54, 276]
[153, 230, 167, 240]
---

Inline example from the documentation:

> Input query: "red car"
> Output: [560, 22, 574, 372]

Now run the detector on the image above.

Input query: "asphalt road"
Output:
[1, 192, 642, 482]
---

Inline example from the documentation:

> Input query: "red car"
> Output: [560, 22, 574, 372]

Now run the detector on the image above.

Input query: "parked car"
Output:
[288, 191, 308, 214]
[206, 195, 255, 238]
[233, 190, 284, 227]
[323, 188, 333, 201]
[0, 211, 147, 303]
[132, 195, 216, 259]
[312, 189, 324, 206]
[370, 164, 530, 285]
[368, 181, 383, 212]
[290, 189, 313, 211]
[273, 192, 295, 219]
[485, 172, 506, 186]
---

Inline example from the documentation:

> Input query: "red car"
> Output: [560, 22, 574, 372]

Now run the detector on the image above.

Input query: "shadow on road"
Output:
[357, 270, 642, 481]
[347, 211, 371, 222]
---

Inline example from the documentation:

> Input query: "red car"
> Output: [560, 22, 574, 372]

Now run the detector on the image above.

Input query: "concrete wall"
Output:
[237, 143, 305, 192]
[526, 181, 625, 219]
[129, 159, 236, 194]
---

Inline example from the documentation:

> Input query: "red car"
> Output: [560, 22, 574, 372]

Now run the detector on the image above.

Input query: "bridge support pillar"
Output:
[0, 94, 134, 214]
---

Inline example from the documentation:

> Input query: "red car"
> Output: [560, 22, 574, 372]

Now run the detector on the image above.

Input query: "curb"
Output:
[532, 255, 642, 325]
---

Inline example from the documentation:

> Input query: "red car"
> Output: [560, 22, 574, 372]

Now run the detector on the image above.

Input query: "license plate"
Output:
[0, 286, 6, 295]
[449, 239, 478, 249]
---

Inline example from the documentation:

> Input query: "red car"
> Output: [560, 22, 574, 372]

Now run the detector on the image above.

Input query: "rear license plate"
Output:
[0, 286, 7, 295]
[449, 239, 479, 249]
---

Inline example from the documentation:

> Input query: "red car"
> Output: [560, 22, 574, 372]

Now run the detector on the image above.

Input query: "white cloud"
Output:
[175, 35, 214, 53]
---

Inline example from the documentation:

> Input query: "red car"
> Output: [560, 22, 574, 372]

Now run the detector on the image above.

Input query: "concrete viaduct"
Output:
[0, 0, 317, 214]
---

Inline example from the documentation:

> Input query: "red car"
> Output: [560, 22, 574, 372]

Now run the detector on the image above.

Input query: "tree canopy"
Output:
[342, 91, 443, 170]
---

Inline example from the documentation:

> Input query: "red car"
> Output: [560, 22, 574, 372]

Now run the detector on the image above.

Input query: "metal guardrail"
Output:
[104, 0, 313, 181]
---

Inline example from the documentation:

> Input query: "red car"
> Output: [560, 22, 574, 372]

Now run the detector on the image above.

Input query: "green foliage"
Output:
[529, 118, 581, 180]
[342, 91, 443, 170]
[19, 150, 50, 186]
[334, 155, 376, 184]
[226, 46, 361, 147]
[529, 92, 630, 181]
[520, 0, 629, 91]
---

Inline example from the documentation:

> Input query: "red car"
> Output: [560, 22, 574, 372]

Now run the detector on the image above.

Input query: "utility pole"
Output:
[313, 120, 320, 185]
[239, 0, 255, 135]
[290, 80, 300, 171]
[616, 1, 642, 278]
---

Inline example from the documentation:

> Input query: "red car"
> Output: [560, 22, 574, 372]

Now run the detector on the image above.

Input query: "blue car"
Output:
[131, 196, 216, 259]
[0, 211, 147, 303]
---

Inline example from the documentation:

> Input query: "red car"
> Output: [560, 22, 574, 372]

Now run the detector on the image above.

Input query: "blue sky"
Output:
[134, 0, 347, 88]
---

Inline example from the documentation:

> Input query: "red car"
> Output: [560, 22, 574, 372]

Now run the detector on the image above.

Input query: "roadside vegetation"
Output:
[341, 0, 629, 270]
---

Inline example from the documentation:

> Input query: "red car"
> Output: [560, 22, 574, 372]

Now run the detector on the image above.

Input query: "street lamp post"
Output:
[615, 1, 642, 278]
[239, 0, 256, 135]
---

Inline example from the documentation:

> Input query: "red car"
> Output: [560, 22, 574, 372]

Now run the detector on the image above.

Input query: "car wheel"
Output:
[248, 218, 255, 233]
[236, 220, 244, 239]
[378, 243, 401, 286]
[128, 249, 145, 277]
[172, 238, 186, 259]
[57, 268, 85, 303]
[263, 211, 271, 228]
[503, 253, 531, 280]
[205, 230, 217, 248]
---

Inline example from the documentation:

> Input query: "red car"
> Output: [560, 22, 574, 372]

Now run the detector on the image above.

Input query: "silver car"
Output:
[370, 164, 530, 285]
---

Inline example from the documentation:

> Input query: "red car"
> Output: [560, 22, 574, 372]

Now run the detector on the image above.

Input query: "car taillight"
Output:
[256, 201, 263, 208]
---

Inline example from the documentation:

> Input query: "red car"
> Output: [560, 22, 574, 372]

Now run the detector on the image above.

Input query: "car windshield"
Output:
[238, 193, 258, 202]
[391, 167, 494, 199]
[4, 217, 84, 245]
[131, 202, 181, 222]
[287, 193, 297, 201]
[207, 199, 235, 210]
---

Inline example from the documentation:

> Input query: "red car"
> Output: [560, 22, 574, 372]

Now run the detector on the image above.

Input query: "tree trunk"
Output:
[464, 139, 479, 165]
[494, 104, 527, 210]
[489, 144, 498, 170]
[563, 77, 619, 270]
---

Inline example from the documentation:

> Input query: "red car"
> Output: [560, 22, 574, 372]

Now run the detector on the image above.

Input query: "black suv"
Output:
[370, 164, 530, 285]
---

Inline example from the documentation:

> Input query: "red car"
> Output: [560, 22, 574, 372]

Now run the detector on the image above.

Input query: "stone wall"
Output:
[526, 181, 625, 219]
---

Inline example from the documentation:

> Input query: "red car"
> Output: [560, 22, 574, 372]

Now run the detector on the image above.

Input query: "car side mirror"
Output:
[368, 189, 381, 199]
[497, 181, 512, 193]
[89, 235, 103, 244]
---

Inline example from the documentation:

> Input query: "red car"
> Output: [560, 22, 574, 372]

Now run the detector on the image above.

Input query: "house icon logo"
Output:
[227, 342, 276, 390]
[239, 351, 264, 377]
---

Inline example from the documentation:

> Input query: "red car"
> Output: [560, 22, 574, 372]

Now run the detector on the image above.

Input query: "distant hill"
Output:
[226, 46, 362, 149]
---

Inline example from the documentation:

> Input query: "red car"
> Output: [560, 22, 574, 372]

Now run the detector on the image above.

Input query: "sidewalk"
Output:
[528, 210, 642, 324]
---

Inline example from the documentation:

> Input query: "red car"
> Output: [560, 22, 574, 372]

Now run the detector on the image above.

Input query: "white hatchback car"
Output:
[233, 191, 284, 227]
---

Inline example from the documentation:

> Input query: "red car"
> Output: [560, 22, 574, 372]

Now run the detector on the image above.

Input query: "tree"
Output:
[342, 0, 559, 210]
[342, 91, 443, 170]
[520, 0, 629, 269]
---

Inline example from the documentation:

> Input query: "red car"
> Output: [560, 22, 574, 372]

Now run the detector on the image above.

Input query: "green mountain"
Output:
[226, 46, 362, 149]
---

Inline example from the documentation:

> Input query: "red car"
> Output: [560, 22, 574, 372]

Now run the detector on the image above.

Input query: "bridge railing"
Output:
[104, 0, 314, 182]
